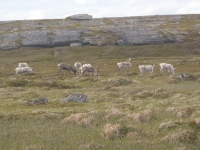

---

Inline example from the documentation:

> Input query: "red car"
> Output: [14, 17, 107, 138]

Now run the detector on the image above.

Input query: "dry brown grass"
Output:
[79, 142, 104, 149]
[159, 121, 177, 130]
[61, 113, 87, 124]
[125, 109, 155, 123]
[104, 108, 124, 120]
[195, 118, 200, 125]
[77, 116, 94, 127]
[176, 107, 192, 118]
[102, 123, 121, 140]
[163, 130, 197, 143]
[61, 113, 95, 127]
[135, 90, 153, 99]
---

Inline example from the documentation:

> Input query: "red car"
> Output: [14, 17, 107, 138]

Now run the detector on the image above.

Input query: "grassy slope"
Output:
[0, 44, 200, 150]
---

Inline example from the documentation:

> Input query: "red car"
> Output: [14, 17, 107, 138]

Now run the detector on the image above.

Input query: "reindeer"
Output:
[15, 67, 34, 75]
[159, 63, 176, 74]
[58, 63, 77, 75]
[74, 61, 82, 74]
[138, 64, 155, 75]
[80, 66, 99, 78]
[117, 62, 132, 73]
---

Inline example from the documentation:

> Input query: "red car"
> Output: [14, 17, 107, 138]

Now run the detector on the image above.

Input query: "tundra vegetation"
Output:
[0, 45, 200, 150]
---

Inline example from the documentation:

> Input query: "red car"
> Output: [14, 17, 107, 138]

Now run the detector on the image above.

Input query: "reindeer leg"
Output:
[58, 69, 64, 75]
[66, 70, 69, 75]
[81, 71, 85, 78]
[118, 68, 120, 74]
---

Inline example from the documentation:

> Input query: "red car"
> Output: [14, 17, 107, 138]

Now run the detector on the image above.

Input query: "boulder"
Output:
[61, 94, 88, 103]
[68, 14, 92, 20]
[27, 98, 50, 105]
[176, 73, 197, 81]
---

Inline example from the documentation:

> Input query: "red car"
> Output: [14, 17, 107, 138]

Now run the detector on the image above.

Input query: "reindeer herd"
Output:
[14, 58, 176, 77]
[57, 62, 99, 78]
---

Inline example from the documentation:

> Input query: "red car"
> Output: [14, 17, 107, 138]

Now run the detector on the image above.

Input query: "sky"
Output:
[0, 0, 200, 21]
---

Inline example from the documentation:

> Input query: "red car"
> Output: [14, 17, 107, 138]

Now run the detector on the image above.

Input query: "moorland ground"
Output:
[0, 45, 200, 150]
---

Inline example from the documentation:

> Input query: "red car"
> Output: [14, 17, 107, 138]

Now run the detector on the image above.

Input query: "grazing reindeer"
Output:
[58, 63, 77, 75]
[15, 67, 34, 75]
[159, 63, 176, 74]
[82, 64, 92, 67]
[138, 64, 155, 75]
[80, 66, 99, 78]
[18, 63, 30, 68]
[74, 61, 82, 74]
[117, 62, 132, 73]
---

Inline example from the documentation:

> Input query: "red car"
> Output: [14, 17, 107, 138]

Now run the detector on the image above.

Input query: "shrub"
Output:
[163, 130, 197, 143]
[176, 107, 192, 118]
[102, 123, 129, 140]
[61, 113, 87, 124]
[62, 113, 97, 127]
[7, 80, 29, 87]
[106, 78, 132, 86]
[104, 109, 124, 120]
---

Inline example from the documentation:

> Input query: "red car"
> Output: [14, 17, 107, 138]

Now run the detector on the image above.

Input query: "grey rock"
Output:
[61, 94, 88, 103]
[20, 29, 81, 47]
[0, 33, 20, 50]
[117, 39, 127, 45]
[176, 73, 196, 81]
[27, 98, 50, 105]
[0, 14, 200, 50]
[21, 30, 51, 47]
[68, 14, 92, 20]
[114, 27, 165, 45]
[70, 42, 82, 47]
[51, 30, 81, 47]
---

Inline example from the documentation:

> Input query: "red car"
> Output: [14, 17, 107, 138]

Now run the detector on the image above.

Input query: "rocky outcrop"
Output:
[0, 14, 200, 50]
[114, 27, 166, 45]
[68, 14, 92, 20]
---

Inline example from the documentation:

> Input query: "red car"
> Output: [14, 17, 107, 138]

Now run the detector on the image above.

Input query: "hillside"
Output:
[0, 14, 200, 53]
[0, 14, 200, 150]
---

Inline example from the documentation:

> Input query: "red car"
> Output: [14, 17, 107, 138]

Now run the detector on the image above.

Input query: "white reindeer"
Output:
[159, 63, 176, 74]
[18, 63, 30, 68]
[82, 64, 92, 67]
[74, 61, 82, 74]
[117, 62, 132, 73]
[15, 67, 34, 74]
[138, 64, 155, 75]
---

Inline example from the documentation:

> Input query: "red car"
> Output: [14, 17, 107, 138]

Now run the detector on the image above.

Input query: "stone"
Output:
[70, 42, 82, 47]
[68, 14, 92, 20]
[27, 98, 50, 105]
[117, 40, 127, 45]
[61, 94, 88, 103]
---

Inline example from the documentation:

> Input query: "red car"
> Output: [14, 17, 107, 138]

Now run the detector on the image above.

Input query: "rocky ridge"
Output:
[0, 14, 200, 50]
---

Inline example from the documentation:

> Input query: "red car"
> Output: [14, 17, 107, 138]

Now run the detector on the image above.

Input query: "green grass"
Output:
[0, 45, 200, 149]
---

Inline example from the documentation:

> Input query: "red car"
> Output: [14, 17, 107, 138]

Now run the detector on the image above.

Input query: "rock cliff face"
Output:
[0, 14, 200, 50]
